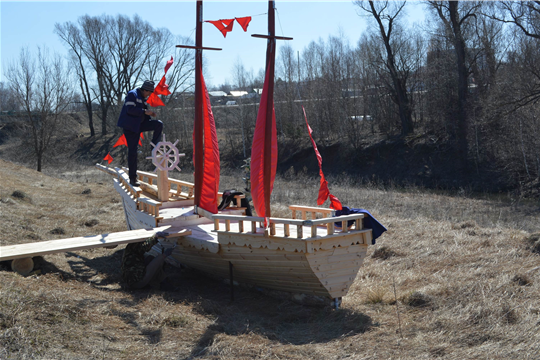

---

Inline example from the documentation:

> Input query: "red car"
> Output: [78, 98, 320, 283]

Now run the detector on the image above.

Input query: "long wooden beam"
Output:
[0, 227, 191, 261]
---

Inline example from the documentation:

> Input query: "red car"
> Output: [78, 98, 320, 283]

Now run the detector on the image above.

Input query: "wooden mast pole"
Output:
[193, 0, 204, 208]
[262, 0, 276, 218]
[250, 1, 291, 220]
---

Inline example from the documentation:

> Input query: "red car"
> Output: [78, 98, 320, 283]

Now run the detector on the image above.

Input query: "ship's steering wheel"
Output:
[146, 134, 184, 172]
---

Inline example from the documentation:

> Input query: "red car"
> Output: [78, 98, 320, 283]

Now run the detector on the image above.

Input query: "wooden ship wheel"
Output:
[146, 134, 185, 201]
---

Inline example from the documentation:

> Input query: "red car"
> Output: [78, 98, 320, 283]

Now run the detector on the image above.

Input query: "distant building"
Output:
[228, 90, 248, 97]
[209, 91, 228, 97]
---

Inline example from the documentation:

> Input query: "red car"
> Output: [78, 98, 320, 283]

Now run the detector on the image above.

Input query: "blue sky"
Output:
[1, 0, 426, 88]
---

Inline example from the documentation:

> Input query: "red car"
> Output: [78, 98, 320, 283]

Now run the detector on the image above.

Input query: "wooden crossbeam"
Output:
[0, 227, 192, 262]
[251, 34, 293, 41]
[176, 45, 221, 51]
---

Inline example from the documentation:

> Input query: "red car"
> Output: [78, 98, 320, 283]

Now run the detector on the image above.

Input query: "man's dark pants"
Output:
[124, 119, 163, 181]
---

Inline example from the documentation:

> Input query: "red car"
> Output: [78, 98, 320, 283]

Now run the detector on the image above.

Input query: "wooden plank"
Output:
[304, 213, 364, 226]
[156, 169, 169, 201]
[312, 259, 363, 273]
[95, 163, 118, 176]
[0, 227, 191, 261]
[196, 206, 215, 220]
[289, 205, 334, 214]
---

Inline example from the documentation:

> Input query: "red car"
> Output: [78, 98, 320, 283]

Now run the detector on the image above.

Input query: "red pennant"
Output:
[164, 56, 173, 74]
[147, 58, 173, 107]
[207, 19, 234, 37]
[113, 134, 128, 148]
[154, 75, 171, 96]
[103, 153, 113, 164]
[302, 106, 342, 210]
[146, 92, 165, 107]
[235, 16, 251, 31]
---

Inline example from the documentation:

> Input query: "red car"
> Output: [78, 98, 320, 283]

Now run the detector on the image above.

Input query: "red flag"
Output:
[235, 16, 251, 31]
[302, 106, 342, 210]
[147, 92, 165, 107]
[154, 75, 171, 96]
[195, 63, 220, 213]
[164, 56, 173, 74]
[113, 134, 127, 148]
[103, 153, 113, 164]
[147, 58, 173, 107]
[206, 19, 234, 37]
[250, 62, 277, 221]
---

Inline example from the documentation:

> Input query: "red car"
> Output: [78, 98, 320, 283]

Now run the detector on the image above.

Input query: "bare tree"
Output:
[487, 1, 540, 39]
[426, 0, 482, 167]
[355, 0, 415, 136]
[6, 47, 74, 171]
[55, 21, 96, 136]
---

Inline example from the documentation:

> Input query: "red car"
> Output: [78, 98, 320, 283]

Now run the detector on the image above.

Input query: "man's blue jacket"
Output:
[117, 88, 151, 133]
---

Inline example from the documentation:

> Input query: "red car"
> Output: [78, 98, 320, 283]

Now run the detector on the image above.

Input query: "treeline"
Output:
[219, 1, 540, 188]
[1, 1, 539, 192]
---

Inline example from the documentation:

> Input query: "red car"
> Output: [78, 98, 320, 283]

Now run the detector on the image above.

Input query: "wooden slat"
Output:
[0, 227, 191, 261]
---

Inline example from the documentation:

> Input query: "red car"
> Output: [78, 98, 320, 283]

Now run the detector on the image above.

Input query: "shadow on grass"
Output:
[161, 269, 373, 353]
[32, 251, 372, 349]
[64, 250, 124, 287]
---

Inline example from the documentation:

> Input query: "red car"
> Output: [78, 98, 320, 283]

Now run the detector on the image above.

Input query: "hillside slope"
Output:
[1, 157, 540, 359]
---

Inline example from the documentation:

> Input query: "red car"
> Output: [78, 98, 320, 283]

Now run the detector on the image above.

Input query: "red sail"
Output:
[250, 61, 277, 220]
[197, 64, 220, 213]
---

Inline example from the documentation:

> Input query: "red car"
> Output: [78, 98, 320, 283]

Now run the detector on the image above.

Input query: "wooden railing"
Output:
[138, 197, 162, 218]
[136, 170, 194, 199]
[289, 205, 335, 221]
[212, 212, 364, 239]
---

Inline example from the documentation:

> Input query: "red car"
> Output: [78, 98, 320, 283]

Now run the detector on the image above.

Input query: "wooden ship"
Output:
[0, 0, 378, 308]
[96, 0, 374, 306]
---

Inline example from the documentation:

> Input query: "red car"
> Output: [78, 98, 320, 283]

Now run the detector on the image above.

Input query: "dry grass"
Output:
[1, 158, 540, 359]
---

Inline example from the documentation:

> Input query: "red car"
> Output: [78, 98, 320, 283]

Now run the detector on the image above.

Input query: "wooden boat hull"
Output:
[111, 170, 372, 300]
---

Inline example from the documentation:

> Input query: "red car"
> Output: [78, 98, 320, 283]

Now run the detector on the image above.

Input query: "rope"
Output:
[276, 8, 285, 38]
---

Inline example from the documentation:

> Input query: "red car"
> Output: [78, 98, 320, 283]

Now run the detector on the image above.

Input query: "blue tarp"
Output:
[334, 207, 387, 245]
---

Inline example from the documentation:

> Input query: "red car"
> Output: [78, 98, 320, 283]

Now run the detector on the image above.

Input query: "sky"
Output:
[0, 0, 426, 88]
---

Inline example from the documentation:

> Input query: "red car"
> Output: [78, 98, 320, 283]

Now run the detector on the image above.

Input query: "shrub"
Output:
[84, 219, 99, 227]
[525, 233, 540, 254]
[371, 246, 398, 260]
[402, 291, 433, 308]
[50, 227, 66, 235]
[11, 190, 29, 201]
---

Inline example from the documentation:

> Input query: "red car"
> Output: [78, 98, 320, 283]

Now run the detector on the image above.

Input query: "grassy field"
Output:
[1, 158, 540, 359]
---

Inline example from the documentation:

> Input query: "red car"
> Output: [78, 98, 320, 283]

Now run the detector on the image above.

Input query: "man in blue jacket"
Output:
[117, 80, 163, 186]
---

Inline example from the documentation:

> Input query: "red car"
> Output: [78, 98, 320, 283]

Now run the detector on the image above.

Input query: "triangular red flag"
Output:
[103, 153, 113, 164]
[206, 19, 234, 37]
[113, 134, 128, 148]
[222, 19, 234, 33]
[235, 16, 251, 32]
[147, 58, 174, 107]
[164, 56, 173, 74]
[147, 92, 165, 107]
[154, 75, 171, 96]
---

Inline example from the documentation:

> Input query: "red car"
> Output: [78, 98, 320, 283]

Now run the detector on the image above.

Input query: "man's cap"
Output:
[141, 80, 155, 92]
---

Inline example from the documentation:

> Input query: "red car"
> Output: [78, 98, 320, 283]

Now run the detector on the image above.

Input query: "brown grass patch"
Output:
[1, 158, 540, 359]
